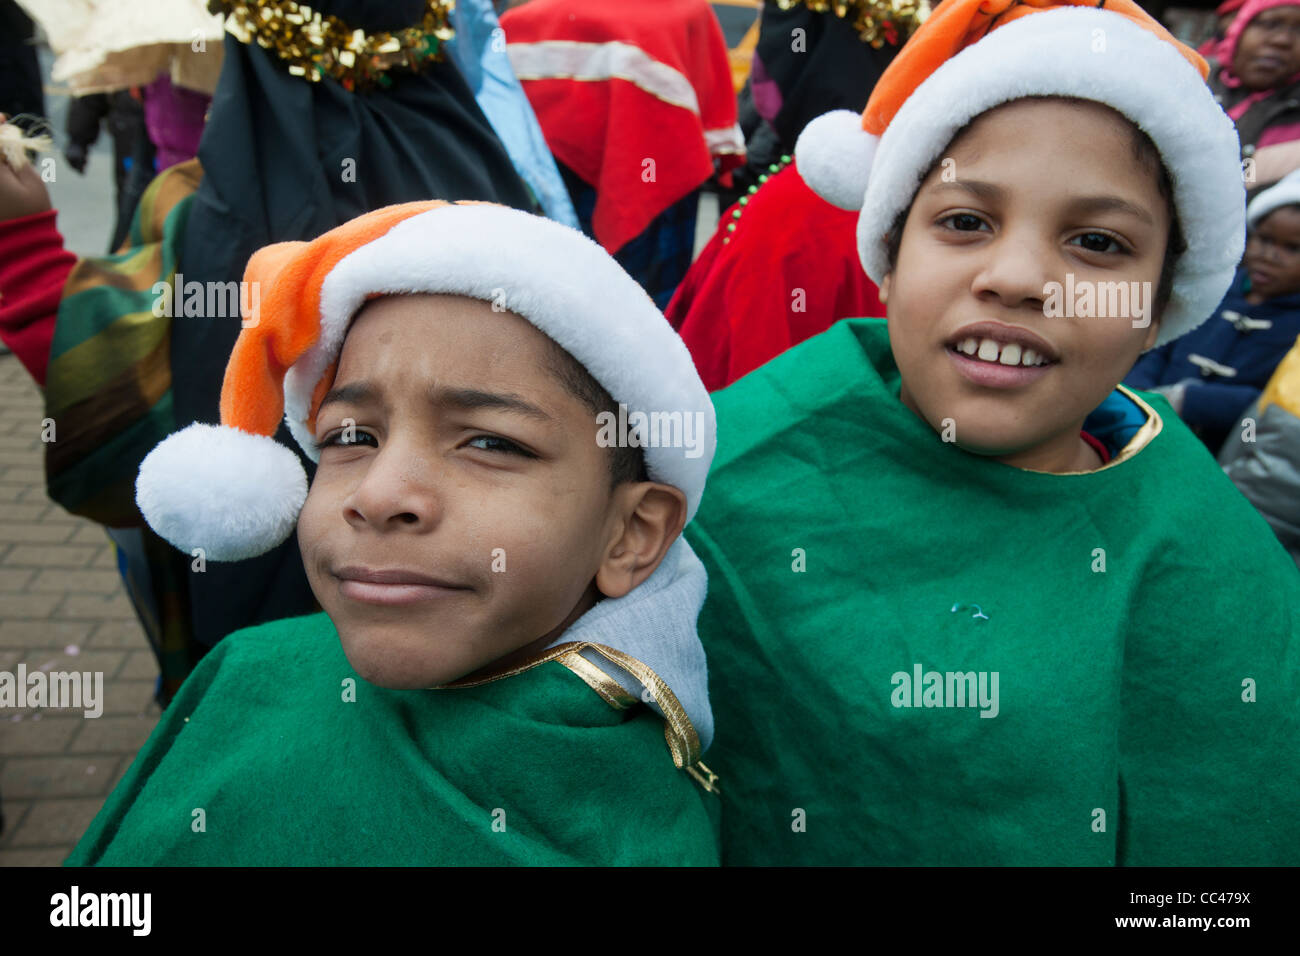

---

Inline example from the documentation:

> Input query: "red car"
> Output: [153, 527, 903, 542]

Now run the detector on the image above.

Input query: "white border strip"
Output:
[705, 123, 745, 156]
[507, 40, 700, 114]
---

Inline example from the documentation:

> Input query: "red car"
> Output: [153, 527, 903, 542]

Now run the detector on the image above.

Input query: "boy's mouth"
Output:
[943, 321, 1059, 389]
[333, 566, 472, 606]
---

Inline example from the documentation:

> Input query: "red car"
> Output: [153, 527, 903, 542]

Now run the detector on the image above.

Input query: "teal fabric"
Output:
[66, 612, 720, 866]
[445, 0, 579, 229]
[1083, 387, 1150, 456]
[686, 318, 1300, 866]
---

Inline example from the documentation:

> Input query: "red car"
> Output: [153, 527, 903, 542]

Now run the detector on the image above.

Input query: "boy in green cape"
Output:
[684, 0, 1300, 864]
[66, 200, 720, 866]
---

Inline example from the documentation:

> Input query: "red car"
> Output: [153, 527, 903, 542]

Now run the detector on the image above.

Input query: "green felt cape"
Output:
[65, 613, 719, 866]
[685, 318, 1300, 866]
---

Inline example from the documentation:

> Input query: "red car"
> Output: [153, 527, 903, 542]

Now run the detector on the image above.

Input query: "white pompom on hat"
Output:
[792, 110, 877, 212]
[794, 0, 1246, 348]
[136, 200, 716, 562]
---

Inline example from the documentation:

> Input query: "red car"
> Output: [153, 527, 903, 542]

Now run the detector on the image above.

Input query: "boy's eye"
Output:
[940, 213, 987, 232]
[1070, 232, 1125, 254]
[314, 429, 377, 451]
[465, 435, 536, 458]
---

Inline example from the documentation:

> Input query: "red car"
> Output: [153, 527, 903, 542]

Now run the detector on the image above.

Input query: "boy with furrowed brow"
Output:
[67, 201, 721, 866]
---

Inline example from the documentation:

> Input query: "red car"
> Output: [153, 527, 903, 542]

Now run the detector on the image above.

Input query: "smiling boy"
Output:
[685, 0, 1300, 865]
[1211, 0, 1300, 187]
[67, 201, 721, 866]
[882, 97, 1171, 474]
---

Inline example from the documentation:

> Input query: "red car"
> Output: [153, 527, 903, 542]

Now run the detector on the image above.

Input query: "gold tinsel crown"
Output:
[775, 0, 932, 49]
[207, 0, 456, 91]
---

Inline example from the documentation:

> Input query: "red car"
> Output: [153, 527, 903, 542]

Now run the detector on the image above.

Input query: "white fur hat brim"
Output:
[137, 203, 716, 562]
[282, 204, 716, 523]
[1247, 168, 1300, 227]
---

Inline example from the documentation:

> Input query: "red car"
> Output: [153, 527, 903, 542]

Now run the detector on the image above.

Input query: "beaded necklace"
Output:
[722, 154, 794, 246]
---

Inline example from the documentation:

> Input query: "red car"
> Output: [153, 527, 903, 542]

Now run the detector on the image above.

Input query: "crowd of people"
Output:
[0, 0, 1297, 867]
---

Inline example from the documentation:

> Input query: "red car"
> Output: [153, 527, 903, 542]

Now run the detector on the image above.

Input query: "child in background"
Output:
[1220, 333, 1300, 566]
[1127, 168, 1300, 453]
[1209, 0, 1300, 187]
[67, 201, 720, 866]
[685, 0, 1300, 865]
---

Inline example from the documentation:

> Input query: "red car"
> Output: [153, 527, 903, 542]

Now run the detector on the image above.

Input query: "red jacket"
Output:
[502, 0, 743, 254]
[0, 209, 74, 387]
[667, 162, 884, 392]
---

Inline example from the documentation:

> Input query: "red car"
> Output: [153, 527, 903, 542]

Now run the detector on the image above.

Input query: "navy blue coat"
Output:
[1126, 269, 1300, 453]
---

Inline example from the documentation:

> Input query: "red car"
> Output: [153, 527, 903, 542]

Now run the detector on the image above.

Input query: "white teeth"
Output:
[956, 336, 1050, 365]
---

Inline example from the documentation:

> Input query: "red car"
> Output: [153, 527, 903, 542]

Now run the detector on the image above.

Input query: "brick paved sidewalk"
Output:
[0, 352, 162, 866]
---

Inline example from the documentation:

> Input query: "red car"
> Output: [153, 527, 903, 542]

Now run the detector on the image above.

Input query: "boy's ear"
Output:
[879, 271, 892, 304]
[595, 483, 688, 599]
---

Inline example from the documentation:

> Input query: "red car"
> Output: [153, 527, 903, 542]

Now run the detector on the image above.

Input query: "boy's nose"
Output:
[969, 231, 1051, 312]
[342, 447, 443, 532]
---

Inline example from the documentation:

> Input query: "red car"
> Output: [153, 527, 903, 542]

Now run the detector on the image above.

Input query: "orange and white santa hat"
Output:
[795, 0, 1245, 347]
[136, 201, 716, 562]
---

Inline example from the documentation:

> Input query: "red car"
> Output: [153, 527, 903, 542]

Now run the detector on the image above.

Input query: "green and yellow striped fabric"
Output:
[44, 160, 201, 528]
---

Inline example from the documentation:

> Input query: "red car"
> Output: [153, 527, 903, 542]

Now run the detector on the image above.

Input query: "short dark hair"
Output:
[542, 337, 650, 487]
[882, 97, 1186, 323]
